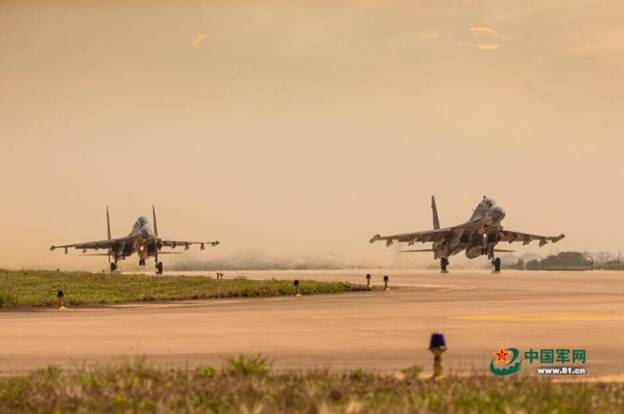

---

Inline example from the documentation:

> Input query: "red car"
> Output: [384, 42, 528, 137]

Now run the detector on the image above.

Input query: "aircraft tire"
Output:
[440, 257, 449, 274]
[492, 257, 501, 273]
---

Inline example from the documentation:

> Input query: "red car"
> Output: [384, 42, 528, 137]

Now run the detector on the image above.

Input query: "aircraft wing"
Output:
[159, 240, 220, 250]
[498, 230, 565, 247]
[369, 228, 451, 246]
[50, 237, 127, 252]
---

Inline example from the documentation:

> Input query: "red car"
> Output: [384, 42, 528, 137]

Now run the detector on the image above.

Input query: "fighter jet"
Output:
[369, 196, 564, 273]
[50, 206, 219, 274]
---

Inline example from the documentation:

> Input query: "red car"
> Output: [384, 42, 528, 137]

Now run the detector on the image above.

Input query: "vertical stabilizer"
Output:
[152, 205, 159, 236]
[431, 196, 440, 230]
[106, 206, 112, 264]
[106, 206, 112, 240]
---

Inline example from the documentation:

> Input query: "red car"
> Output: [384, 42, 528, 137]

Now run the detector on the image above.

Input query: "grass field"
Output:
[0, 269, 365, 310]
[1, 356, 622, 413]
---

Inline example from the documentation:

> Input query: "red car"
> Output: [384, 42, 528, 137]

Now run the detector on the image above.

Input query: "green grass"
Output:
[0, 269, 365, 310]
[1, 357, 623, 413]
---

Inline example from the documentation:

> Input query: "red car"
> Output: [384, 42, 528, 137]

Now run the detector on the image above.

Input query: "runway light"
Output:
[293, 280, 301, 297]
[365, 273, 371, 289]
[57, 290, 66, 310]
[383, 275, 390, 291]
[429, 333, 447, 380]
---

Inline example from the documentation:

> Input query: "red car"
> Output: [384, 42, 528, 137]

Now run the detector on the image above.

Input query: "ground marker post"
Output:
[365, 273, 371, 289]
[294, 279, 301, 297]
[57, 290, 66, 310]
[383, 275, 389, 291]
[429, 333, 447, 380]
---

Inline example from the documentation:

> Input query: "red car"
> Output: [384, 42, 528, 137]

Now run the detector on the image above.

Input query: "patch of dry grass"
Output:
[0, 269, 365, 310]
[1, 357, 623, 413]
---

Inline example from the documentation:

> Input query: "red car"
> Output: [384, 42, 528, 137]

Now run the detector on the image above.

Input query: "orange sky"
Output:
[1, 0, 623, 269]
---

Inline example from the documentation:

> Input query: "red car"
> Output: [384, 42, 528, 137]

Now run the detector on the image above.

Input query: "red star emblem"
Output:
[494, 347, 510, 364]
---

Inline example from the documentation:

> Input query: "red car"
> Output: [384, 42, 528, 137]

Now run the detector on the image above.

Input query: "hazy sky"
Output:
[1, 0, 623, 269]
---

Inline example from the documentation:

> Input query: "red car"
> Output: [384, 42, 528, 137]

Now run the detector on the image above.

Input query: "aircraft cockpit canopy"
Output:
[481, 196, 496, 209]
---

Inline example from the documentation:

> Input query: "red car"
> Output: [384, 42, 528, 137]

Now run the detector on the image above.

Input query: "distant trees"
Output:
[510, 251, 624, 271]
[602, 260, 624, 271]
[513, 251, 604, 271]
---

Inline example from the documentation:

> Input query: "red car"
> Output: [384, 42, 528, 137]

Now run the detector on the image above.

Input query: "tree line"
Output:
[509, 251, 624, 271]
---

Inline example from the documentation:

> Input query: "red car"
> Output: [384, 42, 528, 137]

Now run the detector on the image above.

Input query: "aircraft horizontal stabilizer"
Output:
[494, 249, 515, 253]
[369, 234, 382, 244]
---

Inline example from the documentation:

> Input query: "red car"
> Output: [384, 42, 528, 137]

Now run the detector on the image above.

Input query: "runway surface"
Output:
[2, 270, 624, 378]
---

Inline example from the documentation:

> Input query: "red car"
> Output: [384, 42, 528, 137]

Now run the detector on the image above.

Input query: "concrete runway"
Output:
[2, 270, 624, 378]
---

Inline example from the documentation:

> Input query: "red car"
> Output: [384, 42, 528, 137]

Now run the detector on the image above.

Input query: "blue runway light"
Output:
[429, 333, 446, 350]
[429, 332, 447, 379]
[57, 290, 66, 310]
[383, 275, 390, 290]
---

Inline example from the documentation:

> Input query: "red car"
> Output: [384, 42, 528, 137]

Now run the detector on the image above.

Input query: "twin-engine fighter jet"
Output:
[50, 206, 219, 274]
[370, 196, 564, 273]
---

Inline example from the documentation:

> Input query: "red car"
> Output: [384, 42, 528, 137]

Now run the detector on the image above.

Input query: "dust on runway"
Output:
[2, 270, 623, 378]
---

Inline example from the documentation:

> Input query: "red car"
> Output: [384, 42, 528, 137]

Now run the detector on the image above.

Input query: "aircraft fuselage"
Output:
[430, 203, 506, 259]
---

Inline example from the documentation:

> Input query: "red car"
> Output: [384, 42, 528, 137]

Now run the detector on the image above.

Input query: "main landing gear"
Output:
[155, 261, 164, 275]
[440, 257, 449, 274]
[491, 257, 501, 273]
[110, 262, 118, 273]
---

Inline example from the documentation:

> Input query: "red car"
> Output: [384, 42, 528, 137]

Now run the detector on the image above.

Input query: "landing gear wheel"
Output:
[440, 257, 449, 274]
[492, 257, 501, 273]
[156, 262, 164, 275]
[139, 259, 145, 266]
[110, 262, 118, 273]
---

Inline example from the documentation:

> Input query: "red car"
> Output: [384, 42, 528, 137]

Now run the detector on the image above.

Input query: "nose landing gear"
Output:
[139, 258, 146, 266]
[440, 257, 449, 274]
[156, 261, 164, 275]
